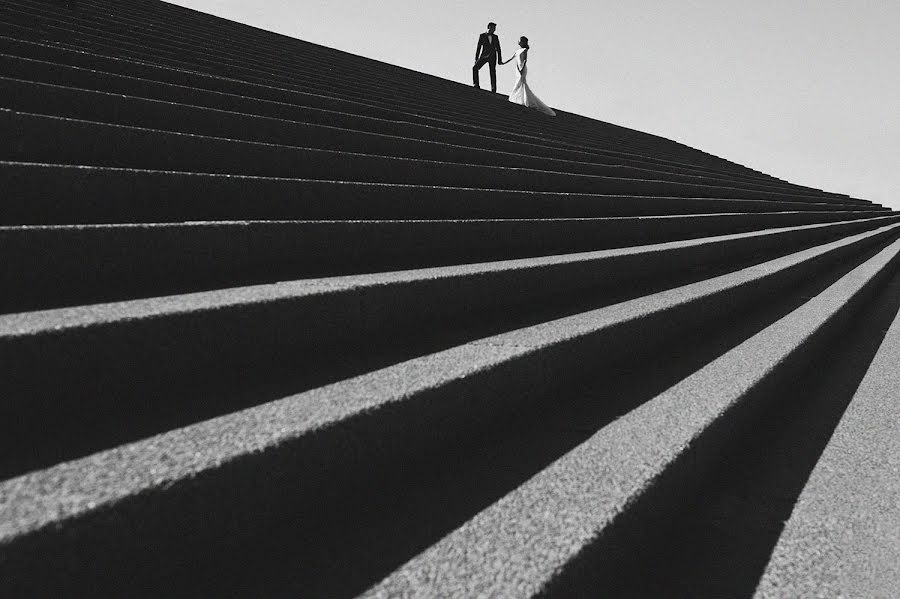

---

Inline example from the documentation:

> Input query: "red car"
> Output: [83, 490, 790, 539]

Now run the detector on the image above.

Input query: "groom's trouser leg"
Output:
[488, 59, 497, 92]
[472, 55, 491, 89]
[472, 57, 482, 88]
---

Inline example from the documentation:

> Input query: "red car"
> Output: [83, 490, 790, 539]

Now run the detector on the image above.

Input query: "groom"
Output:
[472, 22, 502, 93]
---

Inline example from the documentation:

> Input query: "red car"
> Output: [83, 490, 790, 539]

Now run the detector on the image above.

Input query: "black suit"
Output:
[473, 32, 502, 92]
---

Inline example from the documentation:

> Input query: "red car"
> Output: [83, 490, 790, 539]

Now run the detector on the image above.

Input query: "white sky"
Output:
[165, 1, 898, 210]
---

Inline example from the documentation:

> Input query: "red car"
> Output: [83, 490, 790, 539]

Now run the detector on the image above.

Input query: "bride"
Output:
[500, 36, 556, 116]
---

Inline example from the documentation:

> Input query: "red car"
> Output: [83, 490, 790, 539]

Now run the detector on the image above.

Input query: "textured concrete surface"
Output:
[5, 76, 826, 193]
[2, 162, 872, 226]
[6, 74, 861, 202]
[4, 107, 854, 202]
[0, 222, 893, 488]
[1, 218, 895, 336]
[1, 231, 896, 564]
[0, 212, 892, 312]
[754, 302, 900, 599]
[362, 237, 900, 598]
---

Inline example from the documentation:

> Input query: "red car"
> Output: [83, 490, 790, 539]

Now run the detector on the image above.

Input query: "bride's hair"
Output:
[519, 36, 529, 49]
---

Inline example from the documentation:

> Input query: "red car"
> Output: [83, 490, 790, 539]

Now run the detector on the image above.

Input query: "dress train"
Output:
[508, 48, 555, 116]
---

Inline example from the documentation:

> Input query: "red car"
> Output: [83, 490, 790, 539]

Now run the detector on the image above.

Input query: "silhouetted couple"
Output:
[472, 22, 555, 116]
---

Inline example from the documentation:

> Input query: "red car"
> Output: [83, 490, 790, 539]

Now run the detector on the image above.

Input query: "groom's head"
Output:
[487, 22, 496, 33]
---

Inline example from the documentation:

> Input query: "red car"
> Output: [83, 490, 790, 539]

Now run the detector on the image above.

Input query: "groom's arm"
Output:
[496, 37, 502, 63]
[475, 35, 483, 61]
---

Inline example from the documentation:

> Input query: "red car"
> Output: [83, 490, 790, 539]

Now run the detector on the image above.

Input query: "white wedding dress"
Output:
[508, 48, 556, 116]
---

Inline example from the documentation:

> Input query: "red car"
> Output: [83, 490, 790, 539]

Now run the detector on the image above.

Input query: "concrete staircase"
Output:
[1, 1, 897, 596]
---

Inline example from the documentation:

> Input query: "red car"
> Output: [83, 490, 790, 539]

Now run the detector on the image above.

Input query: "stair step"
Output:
[363, 236, 900, 598]
[2, 213, 892, 313]
[1, 162, 879, 226]
[0, 77, 786, 190]
[754, 293, 900, 598]
[0, 109, 865, 203]
[0, 72, 814, 191]
[2, 219, 896, 478]
[1, 226, 896, 596]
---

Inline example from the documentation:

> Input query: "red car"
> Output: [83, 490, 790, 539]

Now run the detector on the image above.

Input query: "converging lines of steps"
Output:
[1, 1, 897, 597]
